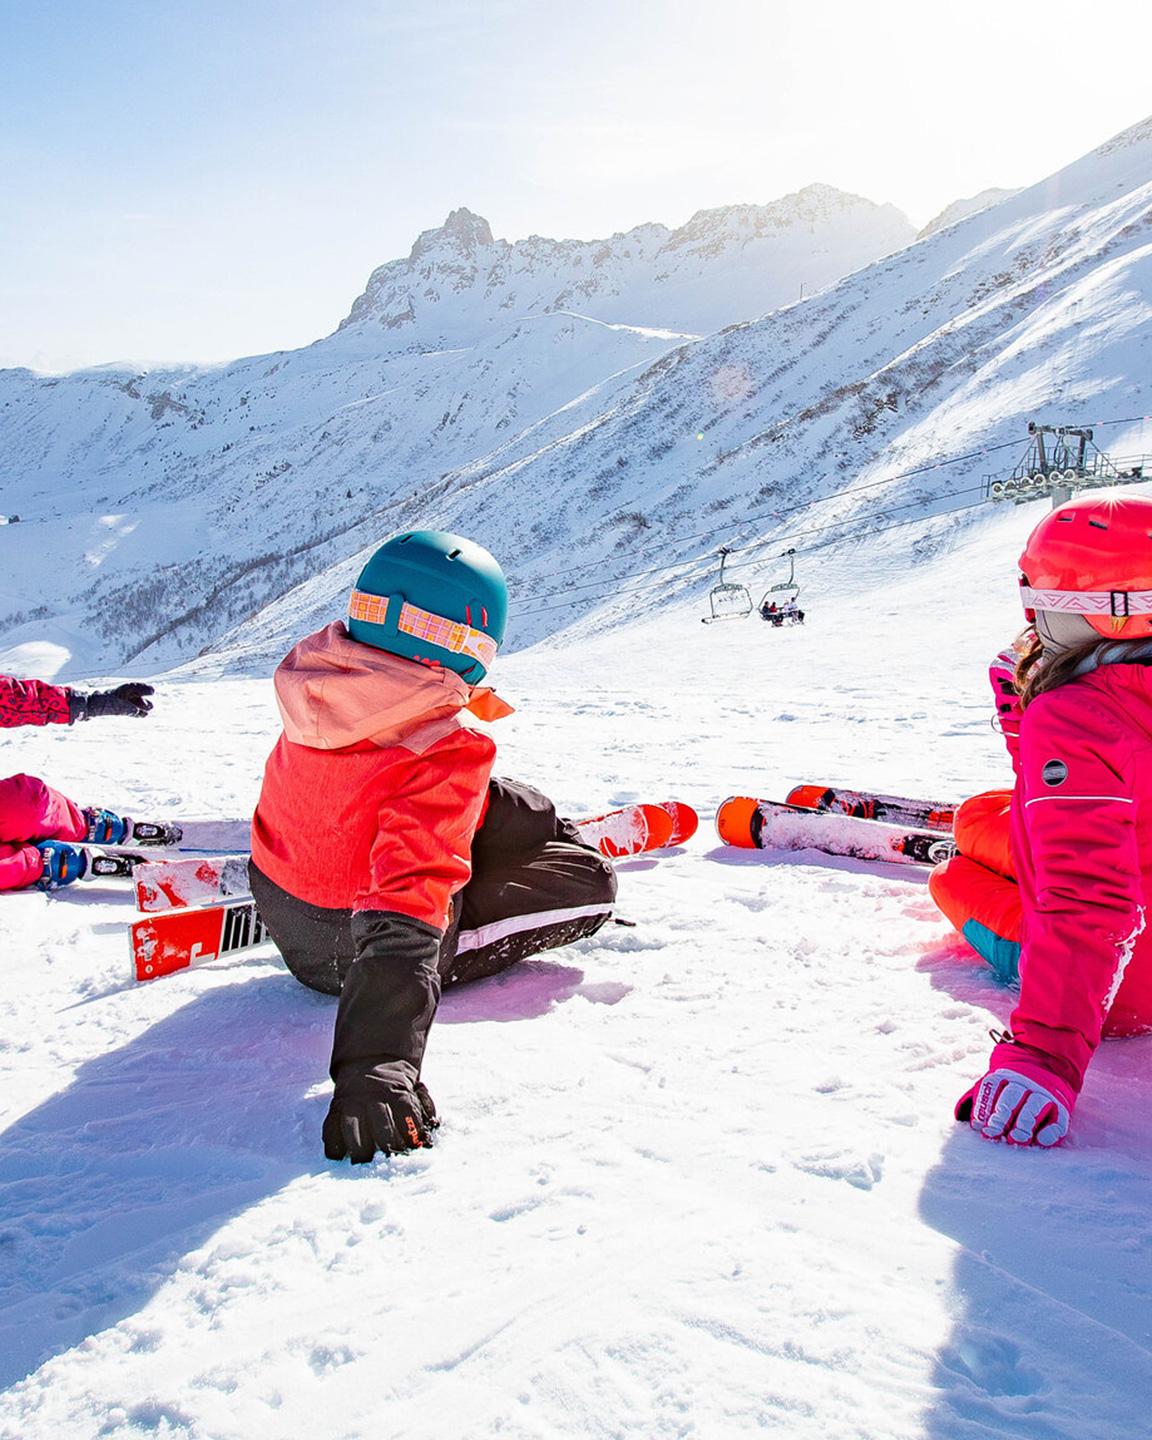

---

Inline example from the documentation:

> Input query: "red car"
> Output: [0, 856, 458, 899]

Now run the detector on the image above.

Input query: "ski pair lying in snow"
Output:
[121, 788, 943, 981]
[131, 800, 698, 914]
[126, 800, 699, 982]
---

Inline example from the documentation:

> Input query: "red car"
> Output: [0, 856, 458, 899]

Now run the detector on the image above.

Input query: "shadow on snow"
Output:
[916, 943, 1152, 1438]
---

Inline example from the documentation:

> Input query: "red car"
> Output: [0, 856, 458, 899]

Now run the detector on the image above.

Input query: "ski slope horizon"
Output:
[2, 498, 1150, 1439]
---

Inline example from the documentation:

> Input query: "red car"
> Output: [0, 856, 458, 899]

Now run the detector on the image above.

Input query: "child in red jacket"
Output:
[930, 495, 1152, 1146]
[0, 675, 155, 891]
[250, 531, 617, 1165]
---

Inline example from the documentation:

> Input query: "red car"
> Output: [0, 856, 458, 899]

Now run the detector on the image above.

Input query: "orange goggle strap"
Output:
[1020, 584, 1152, 619]
[349, 589, 499, 670]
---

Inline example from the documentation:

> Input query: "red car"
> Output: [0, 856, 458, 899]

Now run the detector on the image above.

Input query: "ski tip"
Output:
[605, 803, 674, 857]
[715, 796, 760, 849]
[658, 801, 699, 846]
[579, 803, 675, 858]
[785, 784, 833, 811]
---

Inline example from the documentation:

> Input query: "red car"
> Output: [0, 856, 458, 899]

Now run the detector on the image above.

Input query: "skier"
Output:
[0, 674, 156, 892]
[929, 495, 1152, 1147]
[249, 531, 618, 1164]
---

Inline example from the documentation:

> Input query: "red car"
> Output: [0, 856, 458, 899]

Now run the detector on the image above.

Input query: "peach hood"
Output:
[274, 621, 512, 752]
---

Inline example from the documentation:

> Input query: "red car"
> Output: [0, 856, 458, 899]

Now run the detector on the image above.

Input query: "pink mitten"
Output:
[988, 646, 1024, 769]
[955, 1044, 1076, 1147]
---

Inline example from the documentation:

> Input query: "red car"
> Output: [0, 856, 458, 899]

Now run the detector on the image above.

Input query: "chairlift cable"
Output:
[515, 493, 990, 619]
[514, 483, 988, 606]
[508, 413, 1150, 594]
[508, 440, 1023, 591]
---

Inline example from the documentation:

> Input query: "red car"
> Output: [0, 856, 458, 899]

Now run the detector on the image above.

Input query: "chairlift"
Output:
[758, 549, 805, 626]
[701, 546, 753, 624]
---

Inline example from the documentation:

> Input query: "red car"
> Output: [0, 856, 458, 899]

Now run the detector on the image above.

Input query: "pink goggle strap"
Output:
[1020, 584, 1152, 617]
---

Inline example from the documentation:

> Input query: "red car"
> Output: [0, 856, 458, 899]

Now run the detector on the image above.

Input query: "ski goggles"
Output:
[348, 589, 499, 670]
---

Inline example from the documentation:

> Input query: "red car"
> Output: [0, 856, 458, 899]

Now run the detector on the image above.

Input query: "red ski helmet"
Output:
[1019, 494, 1152, 640]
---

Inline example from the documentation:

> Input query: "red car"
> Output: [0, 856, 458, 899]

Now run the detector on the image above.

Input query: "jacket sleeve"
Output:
[1009, 689, 1143, 1092]
[0, 675, 72, 729]
[988, 646, 1024, 776]
[330, 727, 496, 1081]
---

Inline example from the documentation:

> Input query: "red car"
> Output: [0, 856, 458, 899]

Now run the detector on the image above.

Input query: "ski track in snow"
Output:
[2, 509, 1151, 1439]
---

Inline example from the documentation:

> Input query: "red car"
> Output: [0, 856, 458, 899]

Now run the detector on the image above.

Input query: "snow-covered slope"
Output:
[2, 501, 1150, 1439]
[0, 186, 913, 677]
[200, 114, 1152, 673]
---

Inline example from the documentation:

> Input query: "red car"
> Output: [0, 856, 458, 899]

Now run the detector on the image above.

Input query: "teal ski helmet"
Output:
[347, 530, 508, 683]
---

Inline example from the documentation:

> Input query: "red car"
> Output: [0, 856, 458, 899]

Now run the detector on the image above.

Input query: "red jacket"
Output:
[1008, 659, 1152, 1089]
[0, 675, 71, 729]
[251, 623, 509, 930]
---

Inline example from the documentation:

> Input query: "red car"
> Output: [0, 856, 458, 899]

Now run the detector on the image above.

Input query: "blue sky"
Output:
[3, 0, 1151, 370]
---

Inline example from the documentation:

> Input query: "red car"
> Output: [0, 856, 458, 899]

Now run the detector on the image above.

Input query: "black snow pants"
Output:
[249, 777, 618, 998]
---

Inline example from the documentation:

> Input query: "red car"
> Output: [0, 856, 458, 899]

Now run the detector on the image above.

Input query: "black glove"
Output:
[323, 1060, 439, 1163]
[70, 683, 155, 721]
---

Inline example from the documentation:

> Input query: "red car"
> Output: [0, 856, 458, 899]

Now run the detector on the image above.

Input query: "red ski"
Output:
[576, 802, 690, 858]
[131, 899, 269, 982]
[716, 795, 956, 868]
[786, 784, 956, 834]
[135, 855, 251, 913]
[659, 801, 700, 847]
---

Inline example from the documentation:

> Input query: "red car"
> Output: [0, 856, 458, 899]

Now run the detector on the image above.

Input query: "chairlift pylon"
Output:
[701, 546, 754, 624]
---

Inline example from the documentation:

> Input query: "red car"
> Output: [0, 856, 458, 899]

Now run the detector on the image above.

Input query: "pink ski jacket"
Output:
[1006, 658, 1152, 1092]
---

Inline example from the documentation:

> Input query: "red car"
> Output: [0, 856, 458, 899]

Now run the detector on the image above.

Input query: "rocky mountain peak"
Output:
[409, 207, 496, 261]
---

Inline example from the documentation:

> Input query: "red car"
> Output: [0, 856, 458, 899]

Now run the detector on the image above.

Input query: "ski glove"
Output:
[69, 683, 155, 721]
[37, 840, 88, 891]
[323, 1060, 439, 1163]
[956, 1043, 1076, 1147]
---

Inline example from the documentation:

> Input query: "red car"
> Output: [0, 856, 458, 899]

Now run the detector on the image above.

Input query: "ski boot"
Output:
[37, 840, 89, 891]
[83, 807, 131, 845]
[83, 808, 183, 847]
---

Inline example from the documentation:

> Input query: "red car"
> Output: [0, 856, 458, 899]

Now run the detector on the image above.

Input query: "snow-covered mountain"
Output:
[341, 186, 914, 342]
[4, 115, 1152, 680]
[916, 187, 1020, 239]
[0, 186, 914, 677]
[204, 114, 1152, 673]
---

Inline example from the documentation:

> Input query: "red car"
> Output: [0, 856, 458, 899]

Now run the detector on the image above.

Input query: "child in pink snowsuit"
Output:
[931, 496, 1152, 1148]
[0, 674, 155, 891]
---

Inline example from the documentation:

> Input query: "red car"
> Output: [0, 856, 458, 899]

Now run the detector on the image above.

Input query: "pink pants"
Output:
[0, 774, 87, 892]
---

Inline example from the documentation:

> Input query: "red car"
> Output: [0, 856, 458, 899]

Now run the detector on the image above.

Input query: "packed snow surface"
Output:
[2, 503, 1150, 1439]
